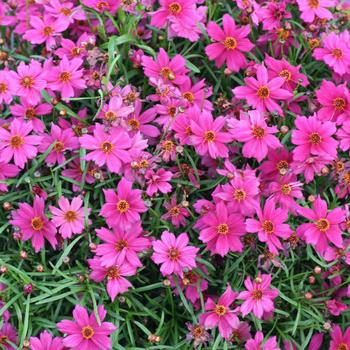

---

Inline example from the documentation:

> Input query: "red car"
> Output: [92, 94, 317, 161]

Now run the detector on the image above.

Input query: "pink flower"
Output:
[151, 231, 199, 277]
[161, 196, 190, 228]
[291, 115, 338, 162]
[316, 80, 350, 123]
[245, 331, 281, 350]
[57, 305, 116, 350]
[324, 239, 350, 264]
[82, 0, 120, 14]
[95, 226, 150, 268]
[313, 31, 350, 76]
[46, 55, 86, 98]
[12, 60, 47, 105]
[10, 196, 57, 253]
[329, 325, 350, 350]
[297, 0, 335, 23]
[30, 331, 64, 350]
[337, 121, 350, 152]
[145, 168, 172, 196]
[246, 198, 292, 254]
[23, 15, 68, 50]
[326, 299, 348, 316]
[259, 147, 292, 180]
[179, 79, 213, 112]
[0, 323, 17, 350]
[80, 124, 132, 174]
[0, 162, 20, 192]
[0, 70, 15, 104]
[259, 2, 291, 30]
[190, 112, 233, 159]
[238, 274, 279, 319]
[0, 119, 42, 169]
[142, 48, 189, 85]
[233, 64, 293, 115]
[98, 96, 134, 126]
[308, 333, 324, 350]
[49, 196, 86, 239]
[100, 177, 147, 229]
[195, 201, 246, 256]
[229, 110, 281, 162]
[88, 257, 135, 301]
[297, 196, 345, 254]
[205, 14, 253, 72]
[199, 285, 239, 339]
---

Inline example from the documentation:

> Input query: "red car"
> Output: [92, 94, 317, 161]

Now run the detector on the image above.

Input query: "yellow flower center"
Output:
[257, 86, 270, 99]
[116, 200, 129, 213]
[315, 218, 330, 232]
[10, 135, 24, 148]
[81, 326, 94, 340]
[31, 216, 44, 231]
[64, 210, 77, 222]
[223, 36, 237, 50]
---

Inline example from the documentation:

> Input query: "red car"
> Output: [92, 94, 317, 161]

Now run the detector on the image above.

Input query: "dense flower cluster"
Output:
[0, 0, 350, 349]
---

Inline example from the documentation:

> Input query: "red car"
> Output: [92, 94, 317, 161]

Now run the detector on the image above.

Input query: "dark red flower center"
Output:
[333, 97, 346, 111]
[64, 210, 77, 222]
[262, 220, 274, 234]
[31, 216, 44, 231]
[257, 86, 270, 99]
[252, 126, 265, 138]
[10, 135, 24, 148]
[168, 248, 180, 261]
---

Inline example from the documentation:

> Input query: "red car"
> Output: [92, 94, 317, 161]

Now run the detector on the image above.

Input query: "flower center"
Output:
[10, 135, 24, 148]
[115, 239, 128, 251]
[276, 160, 289, 173]
[281, 184, 292, 195]
[308, 0, 319, 8]
[204, 130, 216, 142]
[168, 248, 180, 261]
[333, 97, 346, 111]
[279, 69, 292, 81]
[344, 172, 350, 184]
[64, 210, 77, 222]
[21, 76, 34, 88]
[332, 49, 343, 59]
[96, 1, 109, 10]
[139, 159, 149, 168]
[160, 67, 175, 81]
[81, 326, 95, 340]
[315, 218, 330, 232]
[54, 141, 65, 152]
[107, 266, 121, 279]
[223, 36, 237, 50]
[60, 71, 72, 82]
[0, 83, 7, 93]
[191, 325, 204, 338]
[105, 111, 117, 121]
[61, 7, 72, 15]
[337, 344, 348, 350]
[101, 141, 113, 154]
[252, 289, 263, 300]
[185, 126, 192, 136]
[214, 304, 227, 316]
[183, 91, 194, 103]
[128, 118, 140, 130]
[169, 206, 180, 216]
[257, 86, 270, 99]
[31, 216, 44, 231]
[168, 106, 177, 117]
[43, 26, 54, 36]
[163, 140, 174, 152]
[168, 2, 182, 14]
[183, 270, 199, 284]
[234, 189, 246, 201]
[0, 336, 8, 344]
[116, 200, 129, 213]
[309, 132, 322, 145]
[25, 107, 36, 120]
[252, 126, 265, 138]
[217, 223, 229, 235]
[262, 220, 274, 234]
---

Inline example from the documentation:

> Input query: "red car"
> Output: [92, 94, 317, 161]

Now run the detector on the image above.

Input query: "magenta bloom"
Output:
[205, 14, 253, 72]
[0, 323, 17, 350]
[98, 96, 134, 126]
[161, 196, 190, 228]
[95, 226, 150, 268]
[30, 331, 64, 350]
[190, 112, 232, 159]
[337, 121, 350, 152]
[195, 201, 246, 256]
[47, 55, 86, 98]
[49, 196, 86, 239]
[10, 196, 57, 253]
[142, 48, 189, 85]
[316, 80, 350, 123]
[199, 285, 239, 339]
[297, 196, 345, 254]
[245, 331, 281, 350]
[229, 110, 281, 162]
[238, 274, 279, 319]
[291, 115, 338, 162]
[151, 231, 199, 277]
[330, 325, 350, 350]
[80, 124, 131, 174]
[0, 162, 20, 192]
[297, 0, 334, 23]
[0, 70, 15, 104]
[82, 0, 120, 14]
[145, 168, 172, 196]
[246, 198, 292, 254]
[88, 257, 135, 301]
[233, 64, 293, 115]
[12, 60, 47, 105]
[57, 305, 116, 350]
[100, 177, 147, 230]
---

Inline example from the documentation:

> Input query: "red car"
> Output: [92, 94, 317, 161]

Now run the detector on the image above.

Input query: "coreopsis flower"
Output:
[88, 257, 135, 301]
[79, 124, 132, 174]
[57, 305, 116, 350]
[230, 321, 251, 344]
[0, 323, 18, 350]
[0, 162, 20, 192]
[44, 0, 85, 25]
[195, 201, 246, 256]
[161, 196, 190, 228]
[142, 48, 189, 85]
[259, 147, 292, 180]
[95, 225, 151, 268]
[329, 325, 350, 350]
[49, 196, 86, 239]
[82, 0, 120, 14]
[151, 231, 199, 277]
[30, 331, 64, 350]
[238, 274, 279, 319]
[205, 14, 253, 72]
[291, 115, 338, 162]
[297, 196, 345, 254]
[100, 177, 147, 229]
[98, 96, 134, 126]
[229, 110, 281, 162]
[0, 70, 15, 104]
[246, 198, 292, 254]
[337, 121, 350, 152]
[259, 2, 291, 30]
[10, 196, 57, 253]
[245, 331, 281, 350]
[324, 239, 350, 264]
[186, 323, 212, 348]
[145, 168, 172, 196]
[233, 64, 293, 115]
[46, 55, 86, 98]
[199, 285, 239, 339]
[179, 78, 213, 111]
[297, 0, 335, 23]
